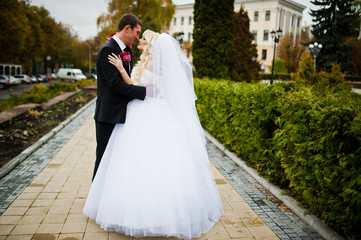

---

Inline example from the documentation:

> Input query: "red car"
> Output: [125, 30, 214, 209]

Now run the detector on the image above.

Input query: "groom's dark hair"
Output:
[117, 14, 142, 31]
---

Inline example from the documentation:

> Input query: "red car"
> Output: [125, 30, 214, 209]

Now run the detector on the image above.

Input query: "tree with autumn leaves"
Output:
[96, 0, 175, 59]
[0, 0, 174, 74]
[277, 32, 309, 73]
[0, 0, 82, 73]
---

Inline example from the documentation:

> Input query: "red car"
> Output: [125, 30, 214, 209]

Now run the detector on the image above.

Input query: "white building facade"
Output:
[169, 0, 306, 73]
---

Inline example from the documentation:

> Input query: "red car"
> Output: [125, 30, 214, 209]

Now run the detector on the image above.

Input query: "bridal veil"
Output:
[147, 33, 208, 164]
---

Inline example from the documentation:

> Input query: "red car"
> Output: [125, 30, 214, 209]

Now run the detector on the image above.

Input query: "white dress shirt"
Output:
[112, 35, 131, 72]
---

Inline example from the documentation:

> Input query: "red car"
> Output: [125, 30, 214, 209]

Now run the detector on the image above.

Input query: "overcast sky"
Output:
[30, 0, 316, 41]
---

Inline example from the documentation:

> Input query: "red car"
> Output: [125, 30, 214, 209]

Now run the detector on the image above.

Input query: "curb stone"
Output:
[204, 131, 345, 240]
[0, 97, 97, 180]
[0, 103, 41, 124]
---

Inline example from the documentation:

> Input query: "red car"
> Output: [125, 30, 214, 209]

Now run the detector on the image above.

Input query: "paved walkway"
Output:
[0, 100, 323, 240]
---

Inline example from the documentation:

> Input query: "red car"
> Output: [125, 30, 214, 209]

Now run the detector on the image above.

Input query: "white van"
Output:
[57, 68, 86, 82]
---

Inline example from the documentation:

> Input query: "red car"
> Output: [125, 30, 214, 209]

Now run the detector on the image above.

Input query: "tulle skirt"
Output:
[83, 97, 223, 239]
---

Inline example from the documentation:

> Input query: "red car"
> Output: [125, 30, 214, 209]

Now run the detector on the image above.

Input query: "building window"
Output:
[297, 17, 300, 27]
[252, 30, 257, 41]
[173, 17, 176, 26]
[181, 17, 184, 25]
[263, 30, 269, 41]
[189, 16, 192, 25]
[262, 50, 267, 60]
[188, 32, 191, 40]
[254, 11, 259, 22]
[291, 15, 294, 26]
[265, 10, 270, 21]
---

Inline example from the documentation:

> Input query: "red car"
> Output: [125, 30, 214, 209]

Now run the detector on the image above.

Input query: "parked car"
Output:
[30, 75, 38, 83]
[57, 68, 86, 82]
[51, 73, 59, 79]
[85, 73, 97, 79]
[9, 75, 21, 85]
[14, 74, 31, 84]
[35, 74, 46, 82]
[40, 74, 50, 82]
[0, 75, 10, 89]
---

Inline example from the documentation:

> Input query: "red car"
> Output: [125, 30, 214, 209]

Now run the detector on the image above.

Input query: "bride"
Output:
[83, 30, 223, 239]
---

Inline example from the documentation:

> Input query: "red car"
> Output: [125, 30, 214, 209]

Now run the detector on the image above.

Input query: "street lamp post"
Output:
[46, 56, 51, 75]
[87, 43, 91, 76]
[309, 42, 322, 70]
[270, 28, 282, 84]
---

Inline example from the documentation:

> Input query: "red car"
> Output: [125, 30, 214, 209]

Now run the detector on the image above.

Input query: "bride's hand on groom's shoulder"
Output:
[108, 53, 125, 73]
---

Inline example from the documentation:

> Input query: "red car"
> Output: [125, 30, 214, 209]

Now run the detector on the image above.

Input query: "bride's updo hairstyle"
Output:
[132, 29, 159, 85]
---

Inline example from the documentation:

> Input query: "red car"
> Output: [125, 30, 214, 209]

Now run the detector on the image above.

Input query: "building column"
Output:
[259, 8, 264, 47]
[282, 10, 286, 34]
[293, 14, 297, 41]
[276, 7, 281, 30]
[298, 16, 302, 37]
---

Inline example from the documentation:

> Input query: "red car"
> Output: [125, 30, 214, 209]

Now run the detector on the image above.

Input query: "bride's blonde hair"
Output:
[132, 30, 159, 85]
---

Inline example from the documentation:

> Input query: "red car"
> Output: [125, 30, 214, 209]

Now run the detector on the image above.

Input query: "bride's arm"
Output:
[108, 53, 133, 85]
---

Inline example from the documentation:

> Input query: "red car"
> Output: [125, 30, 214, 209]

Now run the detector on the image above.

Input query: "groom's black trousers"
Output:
[93, 121, 115, 181]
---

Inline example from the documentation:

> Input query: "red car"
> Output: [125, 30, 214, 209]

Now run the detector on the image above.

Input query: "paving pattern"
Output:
[0, 99, 323, 239]
[207, 143, 323, 240]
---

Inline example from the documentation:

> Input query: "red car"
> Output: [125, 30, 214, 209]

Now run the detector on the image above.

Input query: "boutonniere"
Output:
[106, 33, 116, 42]
[121, 52, 131, 66]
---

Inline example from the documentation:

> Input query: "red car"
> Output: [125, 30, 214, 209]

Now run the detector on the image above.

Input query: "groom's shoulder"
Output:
[97, 41, 113, 57]
[99, 41, 112, 51]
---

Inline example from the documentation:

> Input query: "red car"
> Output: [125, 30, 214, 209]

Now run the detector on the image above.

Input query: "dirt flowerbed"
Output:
[0, 90, 97, 168]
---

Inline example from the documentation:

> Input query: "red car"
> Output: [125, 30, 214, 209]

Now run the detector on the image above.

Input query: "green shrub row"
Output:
[0, 79, 96, 112]
[194, 78, 361, 239]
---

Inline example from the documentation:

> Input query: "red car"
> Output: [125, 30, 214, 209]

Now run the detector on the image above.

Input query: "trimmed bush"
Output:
[194, 78, 361, 238]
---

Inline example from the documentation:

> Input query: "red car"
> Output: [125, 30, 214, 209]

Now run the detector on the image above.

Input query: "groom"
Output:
[93, 14, 146, 180]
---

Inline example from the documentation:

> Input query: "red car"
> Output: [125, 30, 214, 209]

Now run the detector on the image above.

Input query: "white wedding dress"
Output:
[84, 33, 223, 239]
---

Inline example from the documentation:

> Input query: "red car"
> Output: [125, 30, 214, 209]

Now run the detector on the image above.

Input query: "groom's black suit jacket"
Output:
[94, 38, 146, 124]
[92, 38, 146, 180]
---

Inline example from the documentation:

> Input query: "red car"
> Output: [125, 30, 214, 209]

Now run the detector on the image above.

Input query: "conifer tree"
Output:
[192, 0, 235, 79]
[310, 0, 359, 73]
[229, 7, 260, 82]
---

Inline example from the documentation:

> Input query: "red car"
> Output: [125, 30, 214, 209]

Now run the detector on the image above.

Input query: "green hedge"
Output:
[194, 78, 361, 239]
[0, 79, 96, 112]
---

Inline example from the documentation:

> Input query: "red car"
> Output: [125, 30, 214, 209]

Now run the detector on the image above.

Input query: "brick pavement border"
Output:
[204, 131, 345, 240]
[0, 98, 97, 180]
